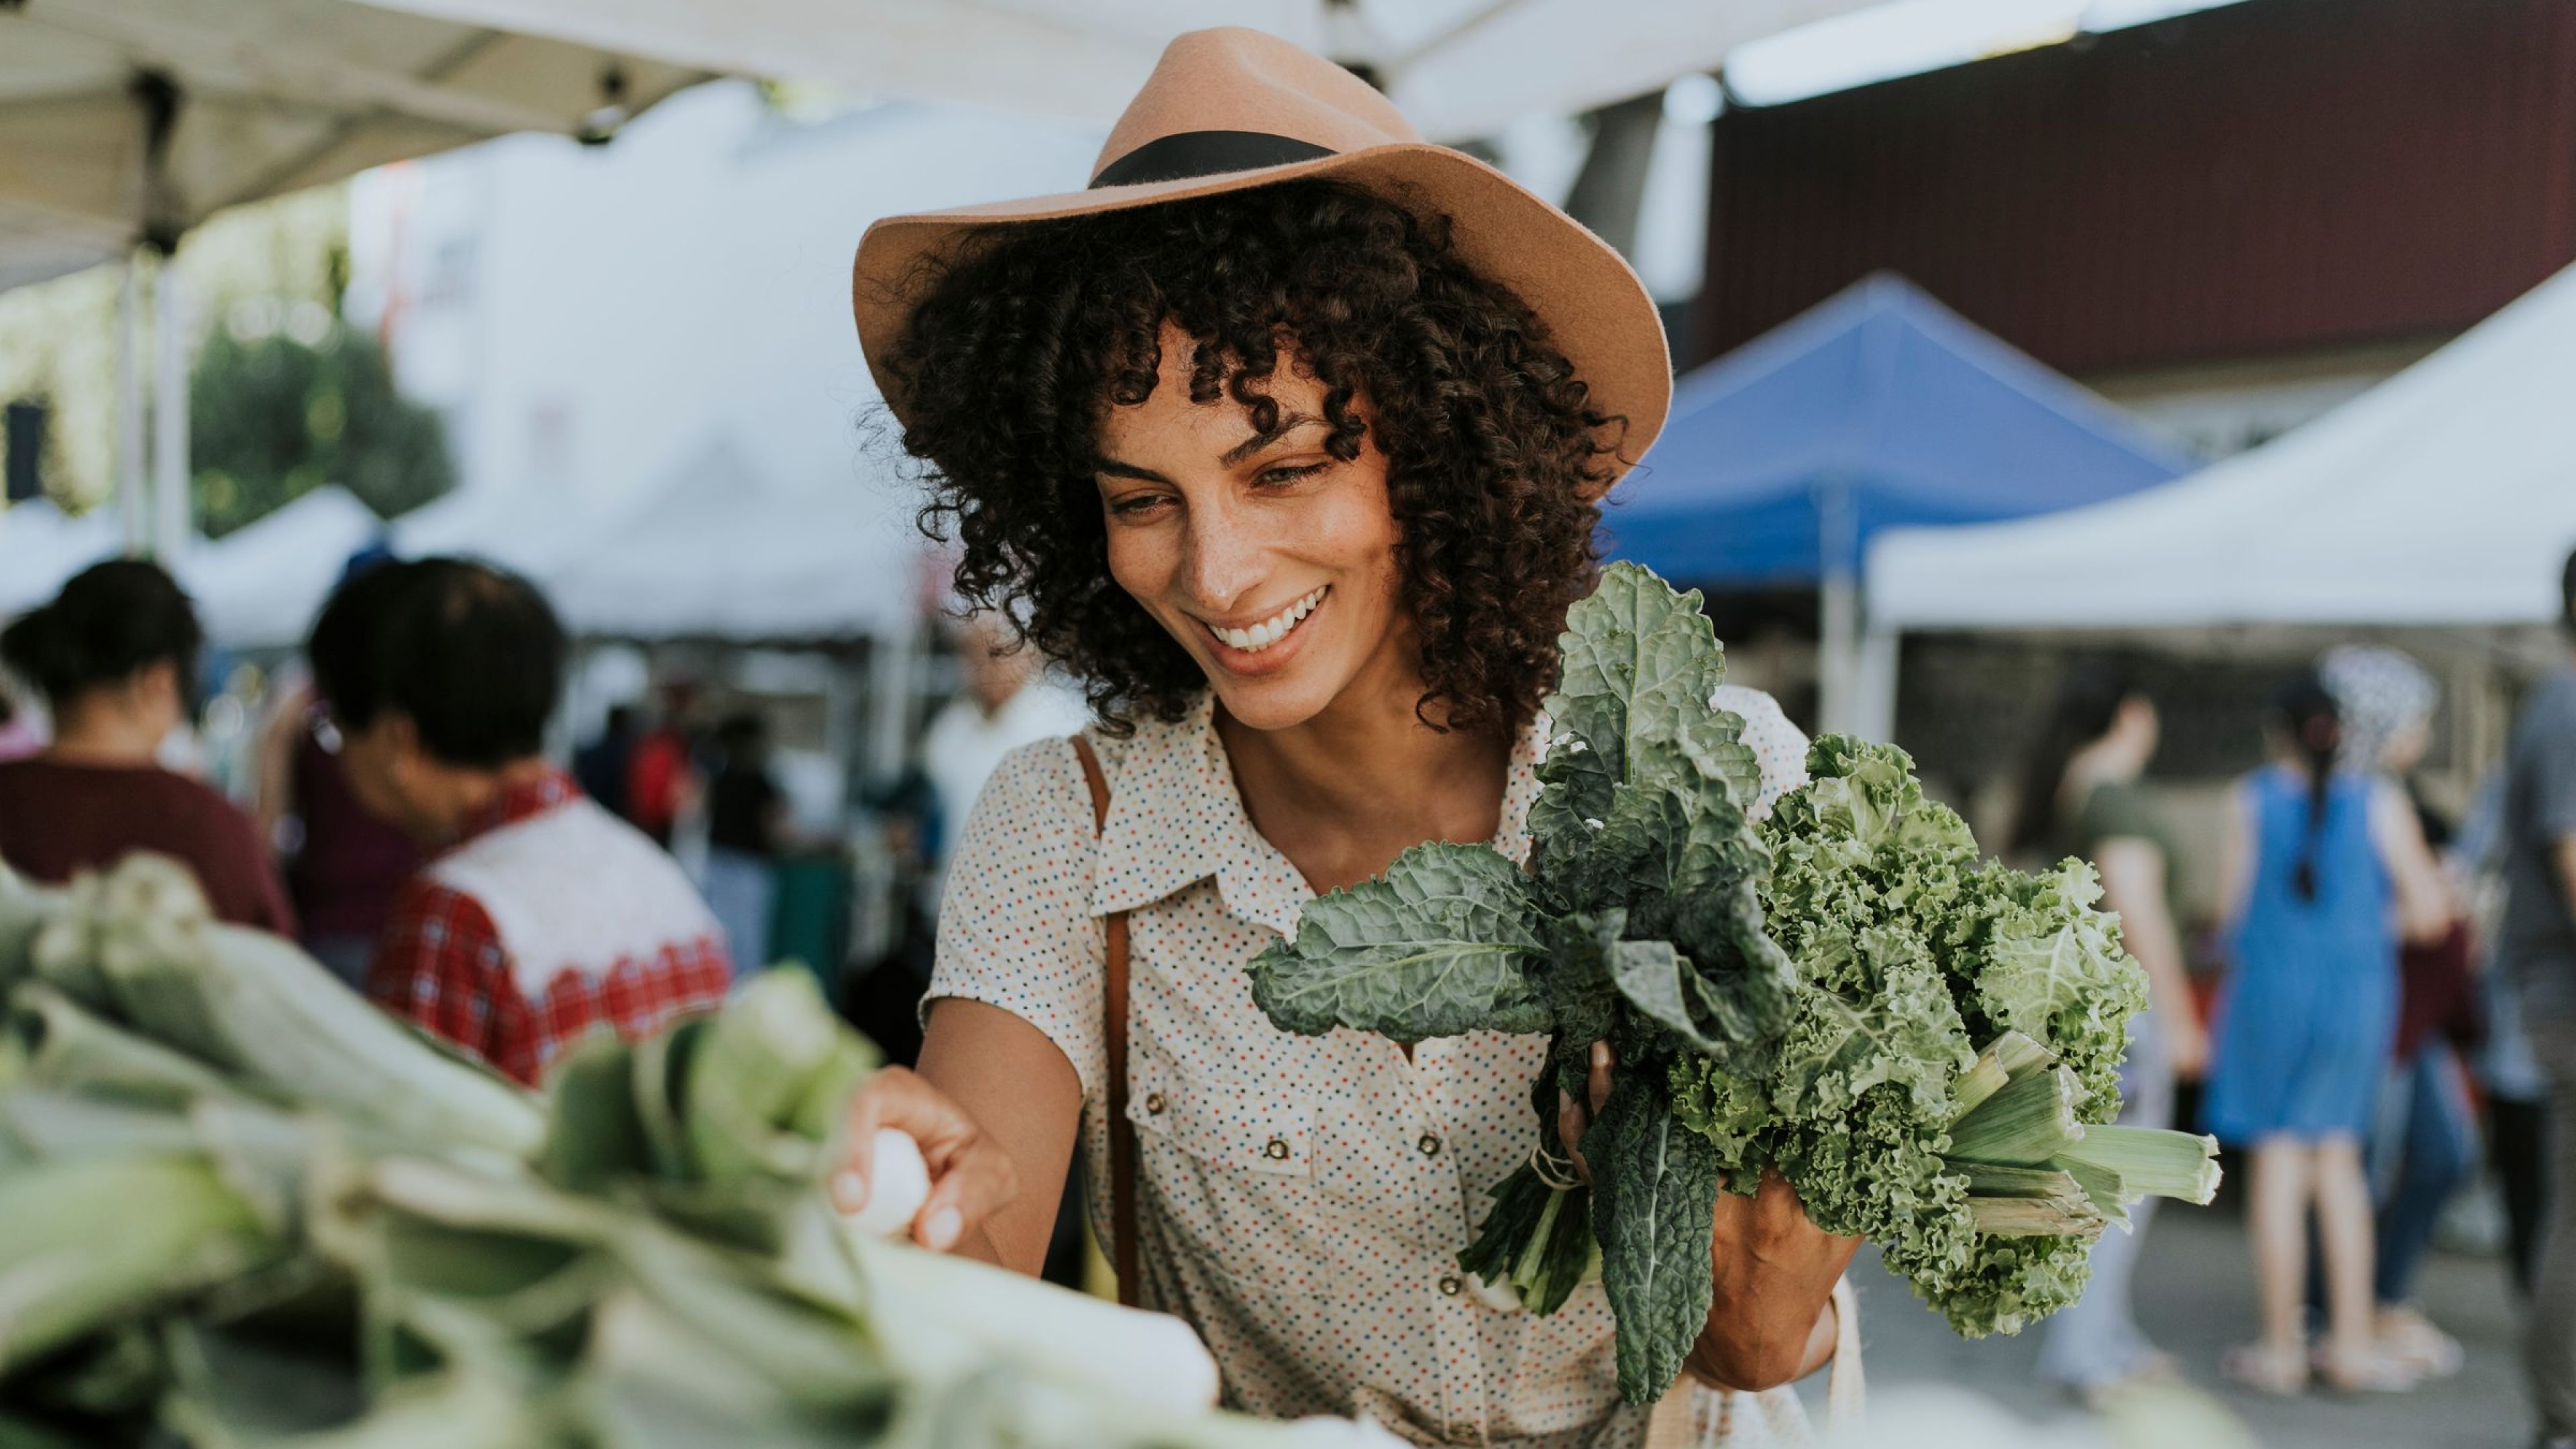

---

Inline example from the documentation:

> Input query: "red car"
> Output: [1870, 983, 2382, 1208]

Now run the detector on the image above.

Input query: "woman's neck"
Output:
[44, 694, 169, 767]
[1216, 677, 1513, 897]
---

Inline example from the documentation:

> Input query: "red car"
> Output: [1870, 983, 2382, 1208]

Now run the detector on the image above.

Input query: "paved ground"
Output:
[1813, 1201, 2532, 1448]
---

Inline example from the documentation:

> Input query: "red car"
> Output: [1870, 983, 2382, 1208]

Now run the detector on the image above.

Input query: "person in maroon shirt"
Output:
[0, 559, 294, 933]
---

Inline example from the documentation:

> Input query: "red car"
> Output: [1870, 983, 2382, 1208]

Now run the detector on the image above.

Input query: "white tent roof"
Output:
[364, 0, 1878, 143]
[1869, 260, 2576, 631]
[0, 0, 709, 291]
[0, 499, 123, 617]
[180, 485, 386, 648]
[539, 435, 914, 641]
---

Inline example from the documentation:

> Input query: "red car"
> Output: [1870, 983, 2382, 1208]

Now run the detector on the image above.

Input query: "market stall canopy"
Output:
[0, 0, 710, 291]
[540, 437, 913, 641]
[179, 485, 386, 648]
[1603, 272, 2192, 586]
[358, 0, 1880, 143]
[0, 498, 122, 617]
[1869, 260, 2576, 631]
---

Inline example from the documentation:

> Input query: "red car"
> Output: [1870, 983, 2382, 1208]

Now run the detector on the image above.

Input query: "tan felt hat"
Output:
[850, 26, 1671, 478]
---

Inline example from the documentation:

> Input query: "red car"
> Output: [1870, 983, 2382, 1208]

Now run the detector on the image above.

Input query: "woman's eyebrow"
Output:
[1221, 412, 1324, 465]
[1095, 458, 1169, 482]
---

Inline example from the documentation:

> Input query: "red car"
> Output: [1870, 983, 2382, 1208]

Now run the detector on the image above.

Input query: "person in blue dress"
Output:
[2208, 672, 2452, 1396]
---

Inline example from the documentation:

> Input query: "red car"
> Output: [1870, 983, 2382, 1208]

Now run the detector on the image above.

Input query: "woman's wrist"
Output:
[1683, 1291, 1837, 1393]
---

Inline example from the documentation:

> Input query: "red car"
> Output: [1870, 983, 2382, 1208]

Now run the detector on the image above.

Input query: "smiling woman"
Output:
[834, 27, 1856, 1448]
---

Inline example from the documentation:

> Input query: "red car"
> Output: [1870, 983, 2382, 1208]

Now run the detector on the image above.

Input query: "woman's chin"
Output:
[1205, 669, 1340, 735]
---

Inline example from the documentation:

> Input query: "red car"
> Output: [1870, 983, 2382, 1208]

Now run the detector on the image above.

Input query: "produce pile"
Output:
[0, 857, 1378, 1449]
[1247, 564, 2218, 1402]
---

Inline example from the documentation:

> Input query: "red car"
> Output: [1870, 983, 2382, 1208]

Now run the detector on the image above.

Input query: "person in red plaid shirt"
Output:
[308, 558, 733, 1085]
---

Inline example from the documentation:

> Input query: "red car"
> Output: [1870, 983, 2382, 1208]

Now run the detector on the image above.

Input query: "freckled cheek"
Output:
[1103, 528, 1195, 643]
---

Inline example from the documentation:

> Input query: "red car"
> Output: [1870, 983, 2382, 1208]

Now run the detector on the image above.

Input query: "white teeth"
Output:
[1212, 586, 1326, 654]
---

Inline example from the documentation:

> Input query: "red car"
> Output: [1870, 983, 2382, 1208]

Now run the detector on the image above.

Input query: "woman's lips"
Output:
[1199, 586, 1328, 677]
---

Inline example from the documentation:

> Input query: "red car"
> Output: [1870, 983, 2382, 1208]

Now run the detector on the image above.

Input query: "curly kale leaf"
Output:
[1967, 859, 2147, 1110]
[1246, 843, 1550, 1042]
[1582, 1073, 1724, 1402]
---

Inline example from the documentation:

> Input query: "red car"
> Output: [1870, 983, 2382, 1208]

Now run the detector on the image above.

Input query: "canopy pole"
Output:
[1817, 479, 1860, 736]
[1852, 623, 1899, 746]
[117, 256, 149, 555]
[152, 264, 191, 564]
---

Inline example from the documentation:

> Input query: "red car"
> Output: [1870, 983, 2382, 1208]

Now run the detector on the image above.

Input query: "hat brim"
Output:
[851, 143, 1670, 481]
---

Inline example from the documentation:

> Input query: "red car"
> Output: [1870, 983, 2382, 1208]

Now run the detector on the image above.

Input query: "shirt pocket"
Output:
[1126, 1049, 1314, 1179]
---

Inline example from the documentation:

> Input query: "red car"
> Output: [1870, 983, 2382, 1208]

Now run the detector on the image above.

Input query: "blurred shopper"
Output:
[2206, 672, 2451, 1395]
[704, 711, 783, 975]
[918, 612, 1089, 906]
[625, 684, 702, 849]
[2497, 551, 2576, 1448]
[2318, 645, 2477, 1377]
[574, 704, 639, 820]
[0, 684, 38, 761]
[309, 558, 731, 1087]
[0, 560, 294, 932]
[256, 681, 421, 989]
[2012, 659, 2204, 1405]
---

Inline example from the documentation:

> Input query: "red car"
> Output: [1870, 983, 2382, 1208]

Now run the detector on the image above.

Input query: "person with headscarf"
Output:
[2318, 645, 2477, 1378]
[2205, 671, 2453, 1395]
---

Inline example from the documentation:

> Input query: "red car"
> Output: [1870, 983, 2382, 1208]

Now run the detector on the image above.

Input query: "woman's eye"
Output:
[1110, 494, 1172, 519]
[1255, 462, 1328, 488]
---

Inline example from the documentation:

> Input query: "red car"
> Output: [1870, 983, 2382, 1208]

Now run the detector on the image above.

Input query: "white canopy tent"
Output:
[541, 436, 913, 642]
[359, 0, 1882, 144]
[0, 498, 123, 616]
[1869, 260, 2576, 634]
[0, 0, 710, 292]
[178, 485, 386, 648]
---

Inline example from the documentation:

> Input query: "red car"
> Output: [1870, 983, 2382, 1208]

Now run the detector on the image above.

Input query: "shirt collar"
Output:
[1089, 694, 1547, 938]
[451, 765, 582, 849]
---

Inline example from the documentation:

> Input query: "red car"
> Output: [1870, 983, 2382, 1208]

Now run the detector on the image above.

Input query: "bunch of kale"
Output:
[1249, 564, 2217, 1401]
[1248, 564, 1799, 1402]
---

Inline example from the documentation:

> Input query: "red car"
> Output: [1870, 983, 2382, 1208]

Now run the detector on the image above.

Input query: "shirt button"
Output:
[1438, 1273, 1463, 1297]
[1417, 1132, 1442, 1157]
[1264, 1136, 1290, 1161]
[1145, 1091, 1167, 1116]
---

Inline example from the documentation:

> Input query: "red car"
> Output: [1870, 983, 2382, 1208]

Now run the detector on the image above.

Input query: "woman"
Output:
[2316, 645, 2477, 1377]
[2205, 672, 2449, 1395]
[2010, 659, 2205, 1406]
[831, 30, 1857, 1446]
[0, 559, 294, 932]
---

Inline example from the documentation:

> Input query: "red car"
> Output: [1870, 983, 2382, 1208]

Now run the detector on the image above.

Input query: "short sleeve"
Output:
[2531, 696, 2576, 845]
[2073, 782, 2161, 853]
[1713, 685, 1811, 823]
[924, 737, 1108, 1099]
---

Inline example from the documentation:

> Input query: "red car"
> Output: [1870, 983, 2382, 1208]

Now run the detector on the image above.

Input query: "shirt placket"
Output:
[1405, 1035, 1488, 1444]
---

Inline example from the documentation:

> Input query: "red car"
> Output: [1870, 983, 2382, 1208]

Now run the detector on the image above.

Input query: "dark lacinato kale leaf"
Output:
[1580, 1074, 1724, 1403]
[1245, 843, 1550, 1043]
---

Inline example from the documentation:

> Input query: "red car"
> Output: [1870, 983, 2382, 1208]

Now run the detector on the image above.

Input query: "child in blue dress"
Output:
[2208, 673, 2451, 1395]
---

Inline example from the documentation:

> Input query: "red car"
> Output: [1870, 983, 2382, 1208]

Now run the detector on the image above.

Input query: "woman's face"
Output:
[1093, 324, 1407, 733]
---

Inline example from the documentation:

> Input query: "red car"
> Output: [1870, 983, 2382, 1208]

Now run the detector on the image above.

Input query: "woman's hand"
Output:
[1556, 1042, 1860, 1394]
[1690, 1167, 1860, 1392]
[830, 1065, 1021, 1254]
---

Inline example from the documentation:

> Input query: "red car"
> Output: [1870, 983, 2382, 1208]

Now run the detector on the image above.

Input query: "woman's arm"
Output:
[2094, 837, 2204, 1074]
[837, 997, 1081, 1272]
[2216, 781, 2257, 934]
[2370, 779, 2458, 946]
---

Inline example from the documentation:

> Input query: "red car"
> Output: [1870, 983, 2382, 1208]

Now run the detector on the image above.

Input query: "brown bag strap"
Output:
[1069, 735, 1140, 1309]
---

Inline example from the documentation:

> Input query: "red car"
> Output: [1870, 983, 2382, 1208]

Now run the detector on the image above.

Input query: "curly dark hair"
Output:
[885, 178, 1625, 737]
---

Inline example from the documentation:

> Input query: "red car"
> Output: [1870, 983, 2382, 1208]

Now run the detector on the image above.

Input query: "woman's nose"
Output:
[1181, 500, 1264, 613]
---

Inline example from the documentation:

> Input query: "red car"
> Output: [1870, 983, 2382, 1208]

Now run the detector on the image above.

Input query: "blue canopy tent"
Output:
[1603, 272, 2192, 734]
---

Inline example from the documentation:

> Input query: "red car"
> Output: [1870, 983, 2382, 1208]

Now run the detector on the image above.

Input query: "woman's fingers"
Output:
[1556, 1088, 1593, 1185]
[833, 1065, 1020, 1252]
[1588, 1040, 1614, 1116]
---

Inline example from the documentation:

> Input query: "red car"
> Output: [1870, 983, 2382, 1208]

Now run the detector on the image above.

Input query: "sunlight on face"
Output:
[1093, 323, 1406, 733]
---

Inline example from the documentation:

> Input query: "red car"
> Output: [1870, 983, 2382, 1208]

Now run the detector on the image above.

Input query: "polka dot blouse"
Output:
[926, 686, 1841, 1448]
